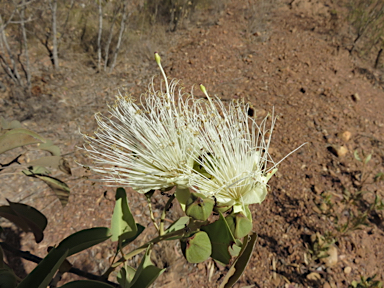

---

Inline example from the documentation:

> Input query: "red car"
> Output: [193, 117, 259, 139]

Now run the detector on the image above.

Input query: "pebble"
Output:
[307, 272, 321, 280]
[344, 266, 352, 274]
[322, 245, 338, 267]
[323, 283, 331, 288]
[336, 146, 348, 157]
[351, 93, 361, 102]
[340, 131, 352, 142]
[328, 145, 348, 157]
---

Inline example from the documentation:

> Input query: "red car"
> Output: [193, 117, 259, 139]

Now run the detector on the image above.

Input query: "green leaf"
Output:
[37, 139, 61, 156]
[22, 166, 51, 175]
[128, 246, 166, 288]
[201, 212, 236, 265]
[56, 227, 111, 256]
[181, 231, 212, 263]
[18, 247, 69, 288]
[364, 153, 372, 164]
[219, 232, 258, 288]
[26, 156, 61, 169]
[58, 280, 115, 288]
[164, 216, 189, 240]
[0, 268, 17, 288]
[354, 150, 362, 162]
[117, 263, 136, 288]
[6, 200, 47, 243]
[25, 174, 70, 207]
[120, 224, 145, 249]
[111, 188, 137, 242]
[0, 118, 21, 130]
[374, 172, 384, 182]
[0, 206, 30, 233]
[0, 128, 44, 154]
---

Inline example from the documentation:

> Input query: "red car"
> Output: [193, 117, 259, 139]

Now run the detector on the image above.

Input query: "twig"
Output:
[160, 194, 175, 236]
[145, 191, 160, 233]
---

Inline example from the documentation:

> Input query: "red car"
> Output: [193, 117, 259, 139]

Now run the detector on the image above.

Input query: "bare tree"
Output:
[48, 0, 59, 69]
[0, 13, 23, 87]
[104, 4, 120, 72]
[109, 0, 130, 73]
[97, 0, 103, 71]
[18, 0, 31, 90]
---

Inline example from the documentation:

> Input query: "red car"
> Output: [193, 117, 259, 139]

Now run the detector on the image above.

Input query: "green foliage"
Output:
[0, 200, 47, 243]
[185, 192, 215, 221]
[201, 212, 236, 265]
[56, 227, 111, 257]
[111, 188, 138, 242]
[307, 232, 335, 261]
[127, 246, 166, 288]
[0, 118, 71, 206]
[18, 247, 69, 288]
[181, 231, 212, 264]
[219, 233, 258, 288]
[59, 280, 115, 288]
[349, 274, 383, 288]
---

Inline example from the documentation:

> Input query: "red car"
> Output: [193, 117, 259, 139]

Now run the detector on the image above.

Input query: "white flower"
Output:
[82, 55, 200, 193]
[188, 86, 281, 215]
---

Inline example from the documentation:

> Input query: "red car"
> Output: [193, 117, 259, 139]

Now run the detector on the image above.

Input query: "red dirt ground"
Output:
[1, 0, 384, 287]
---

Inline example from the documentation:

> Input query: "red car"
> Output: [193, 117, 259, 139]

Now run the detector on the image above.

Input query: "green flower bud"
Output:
[225, 212, 253, 239]
[186, 192, 214, 221]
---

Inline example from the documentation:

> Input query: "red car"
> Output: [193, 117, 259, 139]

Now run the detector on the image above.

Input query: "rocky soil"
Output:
[1, 0, 384, 287]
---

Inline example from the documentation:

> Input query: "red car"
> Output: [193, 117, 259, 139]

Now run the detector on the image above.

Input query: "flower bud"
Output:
[185, 192, 214, 221]
[225, 212, 252, 239]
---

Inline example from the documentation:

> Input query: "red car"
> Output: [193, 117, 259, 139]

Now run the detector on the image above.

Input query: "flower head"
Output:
[187, 86, 279, 216]
[82, 54, 199, 193]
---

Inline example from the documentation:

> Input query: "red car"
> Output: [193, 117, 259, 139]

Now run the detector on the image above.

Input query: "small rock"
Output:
[336, 146, 348, 157]
[322, 245, 338, 267]
[340, 131, 352, 142]
[307, 272, 321, 281]
[351, 93, 361, 102]
[344, 266, 352, 274]
[323, 283, 331, 288]
[328, 145, 348, 157]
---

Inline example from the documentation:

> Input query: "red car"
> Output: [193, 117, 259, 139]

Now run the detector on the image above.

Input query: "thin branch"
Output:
[0, 14, 23, 86]
[49, 0, 59, 69]
[104, 4, 120, 71]
[0, 242, 120, 288]
[109, 0, 130, 73]
[97, 0, 103, 71]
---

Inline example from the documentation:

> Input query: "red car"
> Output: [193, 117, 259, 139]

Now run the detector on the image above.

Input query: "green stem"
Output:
[146, 192, 160, 233]
[102, 226, 189, 278]
[160, 194, 175, 236]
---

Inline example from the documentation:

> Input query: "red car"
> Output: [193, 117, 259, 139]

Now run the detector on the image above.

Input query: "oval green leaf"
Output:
[0, 129, 44, 154]
[56, 227, 111, 256]
[0, 206, 30, 233]
[181, 231, 212, 264]
[201, 212, 235, 265]
[7, 200, 47, 243]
